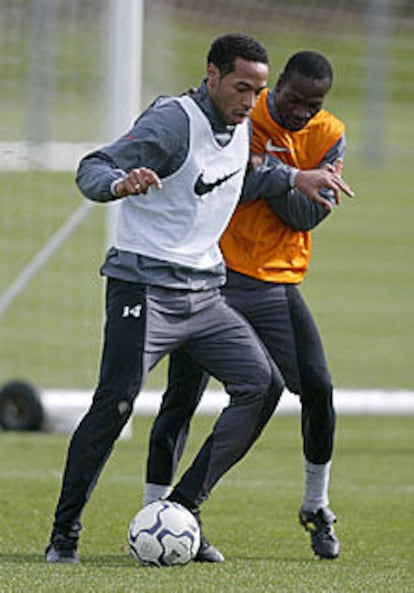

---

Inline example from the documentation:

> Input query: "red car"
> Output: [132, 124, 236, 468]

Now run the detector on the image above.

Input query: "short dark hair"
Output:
[280, 50, 333, 86]
[207, 33, 268, 76]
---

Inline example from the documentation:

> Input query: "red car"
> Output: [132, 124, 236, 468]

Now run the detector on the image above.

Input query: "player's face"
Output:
[275, 72, 331, 131]
[207, 57, 268, 126]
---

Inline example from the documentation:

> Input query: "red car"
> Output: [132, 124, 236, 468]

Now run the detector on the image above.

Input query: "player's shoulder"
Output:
[311, 109, 345, 135]
[133, 95, 189, 134]
[317, 109, 344, 125]
[142, 95, 186, 118]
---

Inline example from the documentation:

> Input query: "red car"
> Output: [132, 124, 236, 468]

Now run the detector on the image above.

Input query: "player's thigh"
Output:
[285, 285, 328, 370]
[224, 281, 301, 391]
[99, 278, 165, 398]
[160, 348, 210, 414]
[183, 299, 278, 394]
[285, 284, 331, 390]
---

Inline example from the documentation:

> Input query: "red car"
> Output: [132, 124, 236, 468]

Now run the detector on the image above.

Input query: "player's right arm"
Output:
[76, 98, 189, 202]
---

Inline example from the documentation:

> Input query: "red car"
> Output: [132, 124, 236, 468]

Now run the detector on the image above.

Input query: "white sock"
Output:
[301, 459, 331, 512]
[143, 483, 172, 507]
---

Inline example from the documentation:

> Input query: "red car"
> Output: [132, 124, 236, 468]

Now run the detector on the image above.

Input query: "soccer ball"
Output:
[128, 500, 200, 567]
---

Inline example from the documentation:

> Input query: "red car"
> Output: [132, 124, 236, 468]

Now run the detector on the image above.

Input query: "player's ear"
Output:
[207, 63, 220, 85]
[274, 75, 284, 93]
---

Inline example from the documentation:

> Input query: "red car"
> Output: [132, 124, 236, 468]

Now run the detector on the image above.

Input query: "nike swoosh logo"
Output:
[265, 139, 290, 153]
[194, 169, 241, 197]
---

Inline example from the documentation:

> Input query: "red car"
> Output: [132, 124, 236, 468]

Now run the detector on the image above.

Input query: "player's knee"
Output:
[231, 361, 278, 402]
[252, 366, 273, 395]
[92, 389, 134, 428]
[301, 365, 332, 401]
[270, 366, 285, 395]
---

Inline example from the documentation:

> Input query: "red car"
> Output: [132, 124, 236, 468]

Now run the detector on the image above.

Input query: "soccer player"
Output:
[45, 35, 351, 564]
[145, 50, 347, 560]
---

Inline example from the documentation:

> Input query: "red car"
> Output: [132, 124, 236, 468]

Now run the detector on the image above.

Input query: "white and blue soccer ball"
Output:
[128, 500, 200, 567]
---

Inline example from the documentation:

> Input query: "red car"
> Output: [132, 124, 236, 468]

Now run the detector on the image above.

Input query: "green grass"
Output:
[0, 414, 413, 592]
[1, 9, 413, 391]
[1, 9, 413, 592]
[1, 156, 413, 391]
[301, 161, 414, 389]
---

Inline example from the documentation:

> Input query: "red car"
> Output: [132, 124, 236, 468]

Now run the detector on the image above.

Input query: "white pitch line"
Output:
[39, 387, 414, 432]
[0, 201, 94, 316]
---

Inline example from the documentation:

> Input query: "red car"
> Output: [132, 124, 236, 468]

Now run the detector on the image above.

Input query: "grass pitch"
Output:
[1, 10, 413, 392]
[0, 414, 413, 592]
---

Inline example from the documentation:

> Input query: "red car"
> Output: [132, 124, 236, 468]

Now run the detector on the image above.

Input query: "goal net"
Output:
[1, 0, 413, 398]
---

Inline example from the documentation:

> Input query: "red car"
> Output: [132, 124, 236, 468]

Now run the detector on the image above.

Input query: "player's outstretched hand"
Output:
[294, 161, 354, 210]
[114, 167, 163, 198]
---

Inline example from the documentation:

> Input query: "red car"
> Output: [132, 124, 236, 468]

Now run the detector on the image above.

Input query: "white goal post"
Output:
[106, 0, 144, 246]
[0, 1, 144, 316]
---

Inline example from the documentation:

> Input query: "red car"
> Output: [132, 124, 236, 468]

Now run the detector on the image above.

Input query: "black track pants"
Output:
[52, 277, 284, 536]
[147, 271, 335, 494]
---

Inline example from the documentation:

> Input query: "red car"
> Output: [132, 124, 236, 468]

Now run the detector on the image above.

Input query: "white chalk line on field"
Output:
[0, 387, 402, 439]
[38, 387, 414, 440]
[128, 388, 414, 415]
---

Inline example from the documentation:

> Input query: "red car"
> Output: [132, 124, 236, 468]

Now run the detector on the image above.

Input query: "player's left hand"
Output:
[294, 163, 353, 210]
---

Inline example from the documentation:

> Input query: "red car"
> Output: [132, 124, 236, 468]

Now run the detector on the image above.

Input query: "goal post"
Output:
[106, 0, 144, 247]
